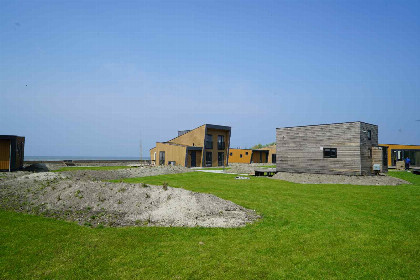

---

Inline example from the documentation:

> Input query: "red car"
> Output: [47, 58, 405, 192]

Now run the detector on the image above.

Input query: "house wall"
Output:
[186, 150, 202, 167]
[259, 145, 276, 163]
[372, 146, 388, 173]
[229, 149, 253, 163]
[204, 128, 230, 166]
[359, 123, 379, 175]
[276, 122, 366, 175]
[149, 147, 157, 165]
[251, 150, 268, 163]
[155, 143, 187, 166]
[169, 125, 206, 147]
[0, 139, 10, 171]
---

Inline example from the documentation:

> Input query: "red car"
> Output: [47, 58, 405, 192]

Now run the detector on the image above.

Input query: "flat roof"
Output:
[0, 135, 25, 139]
[380, 144, 420, 147]
[276, 121, 377, 129]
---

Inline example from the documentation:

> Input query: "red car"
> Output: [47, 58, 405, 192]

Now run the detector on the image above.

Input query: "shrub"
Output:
[162, 182, 169, 191]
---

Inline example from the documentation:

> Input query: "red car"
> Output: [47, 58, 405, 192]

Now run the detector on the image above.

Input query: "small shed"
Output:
[0, 135, 25, 171]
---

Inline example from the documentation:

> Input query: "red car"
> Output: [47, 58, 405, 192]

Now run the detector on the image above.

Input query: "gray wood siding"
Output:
[359, 123, 379, 175]
[276, 122, 376, 175]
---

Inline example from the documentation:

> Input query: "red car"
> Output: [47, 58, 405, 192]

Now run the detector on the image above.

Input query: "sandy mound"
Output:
[61, 165, 193, 181]
[0, 170, 258, 228]
[272, 172, 409, 186]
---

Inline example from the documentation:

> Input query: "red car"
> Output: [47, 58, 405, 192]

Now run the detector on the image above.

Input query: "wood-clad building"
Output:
[150, 124, 231, 167]
[0, 135, 25, 172]
[276, 122, 385, 175]
[229, 149, 269, 164]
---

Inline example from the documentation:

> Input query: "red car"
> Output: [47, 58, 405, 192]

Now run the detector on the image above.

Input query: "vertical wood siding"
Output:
[0, 140, 11, 170]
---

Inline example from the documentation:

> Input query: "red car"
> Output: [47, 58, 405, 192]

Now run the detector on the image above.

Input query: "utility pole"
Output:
[139, 130, 143, 163]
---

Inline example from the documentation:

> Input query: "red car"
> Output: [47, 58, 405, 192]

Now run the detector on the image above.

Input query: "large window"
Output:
[205, 152, 213, 167]
[217, 135, 225, 150]
[205, 134, 213, 149]
[323, 148, 337, 158]
[391, 149, 420, 166]
[218, 152, 224, 166]
[159, 151, 165, 165]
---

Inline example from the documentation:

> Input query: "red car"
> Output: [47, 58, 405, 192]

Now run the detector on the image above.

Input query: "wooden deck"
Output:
[254, 168, 277, 177]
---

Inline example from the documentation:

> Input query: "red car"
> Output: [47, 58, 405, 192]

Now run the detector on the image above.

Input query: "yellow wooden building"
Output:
[229, 148, 269, 164]
[0, 135, 25, 172]
[150, 124, 231, 167]
[379, 144, 420, 167]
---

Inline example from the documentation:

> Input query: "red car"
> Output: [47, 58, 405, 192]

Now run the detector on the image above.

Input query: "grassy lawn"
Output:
[53, 166, 135, 172]
[1, 172, 419, 279]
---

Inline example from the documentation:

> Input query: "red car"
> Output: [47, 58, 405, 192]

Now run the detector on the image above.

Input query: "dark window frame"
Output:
[323, 148, 337, 158]
[205, 134, 213, 149]
[159, 151, 165, 165]
[218, 152, 224, 166]
[205, 151, 213, 167]
[217, 135, 225, 150]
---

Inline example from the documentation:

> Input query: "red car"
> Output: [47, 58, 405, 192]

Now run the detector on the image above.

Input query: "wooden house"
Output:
[0, 135, 25, 172]
[276, 122, 385, 175]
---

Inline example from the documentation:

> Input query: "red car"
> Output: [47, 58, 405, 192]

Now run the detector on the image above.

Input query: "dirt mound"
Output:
[272, 172, 409, 185]
[61, 165, 193, 181]
[24, 163, 49, 172]
[0, 169, 258, 228]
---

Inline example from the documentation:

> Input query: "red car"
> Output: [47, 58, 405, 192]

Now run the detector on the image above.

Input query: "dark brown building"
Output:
[0, 135, 25, 171]
[276, 122, 386, 175]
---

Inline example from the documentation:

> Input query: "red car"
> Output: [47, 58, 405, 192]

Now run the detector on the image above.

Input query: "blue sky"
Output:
[1, 0, 419, 157]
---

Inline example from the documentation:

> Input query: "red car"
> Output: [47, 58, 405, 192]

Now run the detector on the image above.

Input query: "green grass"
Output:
[1, 172, 419, 279]
[53, 166, 135, 172]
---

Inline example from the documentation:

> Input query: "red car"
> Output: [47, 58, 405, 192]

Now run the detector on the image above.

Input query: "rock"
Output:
[24, 163, 49, 172]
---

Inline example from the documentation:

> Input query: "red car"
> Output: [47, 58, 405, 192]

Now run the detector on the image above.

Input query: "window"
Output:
[205, 152, 212, 167]
[205, 134, 213, 149]
[245, 152, 248, 155]
[229, 152, 232, 156]
[218, 152, 224, 166]
[159, 151, 165, 165]
[323, 148, 337, 158]
[367, 130, 372, 140]
[217, 135, 225, 150]
[240, 154, 243, 158]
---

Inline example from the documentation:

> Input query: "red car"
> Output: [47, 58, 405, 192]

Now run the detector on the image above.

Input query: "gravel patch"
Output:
[0, 168, 258, 228]
[272, 172, 410, 185]
[228, 163, 274, 175]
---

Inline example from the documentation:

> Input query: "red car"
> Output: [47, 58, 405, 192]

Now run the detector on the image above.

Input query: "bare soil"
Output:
[0, 167, 259, 228]
[272, 172, 410, 185]
[61, 165, 194, 181]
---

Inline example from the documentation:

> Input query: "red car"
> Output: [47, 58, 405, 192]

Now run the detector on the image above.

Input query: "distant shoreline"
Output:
[25, 156, 151, 161]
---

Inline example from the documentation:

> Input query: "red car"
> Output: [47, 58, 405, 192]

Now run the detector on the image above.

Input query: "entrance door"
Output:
[191, 151, 196, 167]
[0, 140, 11, 171]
